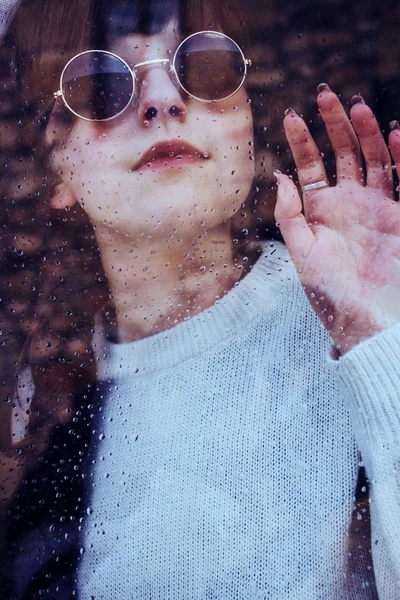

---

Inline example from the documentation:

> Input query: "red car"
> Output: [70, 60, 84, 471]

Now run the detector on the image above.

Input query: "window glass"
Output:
[1, 1, 400, 598]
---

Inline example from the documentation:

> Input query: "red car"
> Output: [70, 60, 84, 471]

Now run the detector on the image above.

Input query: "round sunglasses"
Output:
[53, 31, 251, 122]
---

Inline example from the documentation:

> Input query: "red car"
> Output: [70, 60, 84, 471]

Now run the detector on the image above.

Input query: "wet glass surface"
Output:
[0, 1, 400, 598]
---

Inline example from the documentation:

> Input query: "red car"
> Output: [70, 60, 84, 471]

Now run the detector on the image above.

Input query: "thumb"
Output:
[274, 171, 314, 269]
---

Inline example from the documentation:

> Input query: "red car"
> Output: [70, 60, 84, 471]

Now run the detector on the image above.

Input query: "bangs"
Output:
[102, 0, 180, 42]
[98, 0, 247, 50]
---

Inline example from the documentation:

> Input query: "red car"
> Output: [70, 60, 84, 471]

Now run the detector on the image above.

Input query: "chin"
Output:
[84, 174, 251, 240]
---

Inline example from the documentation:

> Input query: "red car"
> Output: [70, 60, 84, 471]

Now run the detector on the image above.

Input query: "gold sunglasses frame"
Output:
[53, 30, 251, 122]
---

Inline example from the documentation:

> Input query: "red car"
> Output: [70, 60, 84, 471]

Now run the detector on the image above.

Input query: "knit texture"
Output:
[0, 0, 18, 39]
[78, 242, 400, 599]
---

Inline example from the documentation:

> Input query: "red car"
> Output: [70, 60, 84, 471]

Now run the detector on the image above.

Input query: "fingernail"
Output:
[389, 120, 400, 130]
[284, 107, 296, 116]
[317, 82, 330, 93]
[351, 94, 364, 106]
[273, 169, 282, 177]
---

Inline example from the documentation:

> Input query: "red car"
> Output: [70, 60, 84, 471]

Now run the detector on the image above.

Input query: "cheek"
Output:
[48, 134, 117, 194]
[208, 105, 255, 191]
[209, 97, 254, 154]
[46, 115, 111, 172]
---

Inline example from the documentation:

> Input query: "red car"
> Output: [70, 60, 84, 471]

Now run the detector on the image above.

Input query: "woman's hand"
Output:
[274, 85, 400, 355]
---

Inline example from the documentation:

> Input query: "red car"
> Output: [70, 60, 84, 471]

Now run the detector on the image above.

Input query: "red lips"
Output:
[134, 140, 209, 171]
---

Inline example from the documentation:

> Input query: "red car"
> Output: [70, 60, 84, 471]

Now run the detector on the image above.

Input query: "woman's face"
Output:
[46, 21, 255, 242]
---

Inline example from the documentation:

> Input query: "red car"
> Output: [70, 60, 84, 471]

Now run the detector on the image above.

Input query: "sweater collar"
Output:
[92, 241, 294, 380]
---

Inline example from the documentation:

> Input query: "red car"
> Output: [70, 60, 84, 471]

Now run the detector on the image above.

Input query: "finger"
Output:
[388, 122, 400, 182]
[317, 85, 363, 184]
[350, 97, 394, 198]
[274, 171, 315, 271]
[283, 109, 328, 194]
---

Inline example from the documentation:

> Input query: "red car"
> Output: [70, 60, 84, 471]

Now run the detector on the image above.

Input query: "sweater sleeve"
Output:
[332, 323, 400, 598]
[0, 0, 20, 39]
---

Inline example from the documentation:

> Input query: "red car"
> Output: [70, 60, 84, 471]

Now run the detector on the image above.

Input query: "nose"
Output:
[136, 64, 187, 124]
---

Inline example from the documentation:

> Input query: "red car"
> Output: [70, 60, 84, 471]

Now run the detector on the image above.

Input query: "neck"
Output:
[95, 222, 251, 343]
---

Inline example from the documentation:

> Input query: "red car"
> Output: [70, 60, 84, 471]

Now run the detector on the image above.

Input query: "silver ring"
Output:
[301, 180, 329, 192]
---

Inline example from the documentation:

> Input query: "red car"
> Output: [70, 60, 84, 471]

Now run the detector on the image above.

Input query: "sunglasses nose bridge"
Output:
[133, 59, 186, 122]
[131, 58, 173, 97]
[133, 58, 171, 71]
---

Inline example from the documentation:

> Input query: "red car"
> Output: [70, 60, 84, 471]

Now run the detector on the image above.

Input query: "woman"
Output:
[2, 0, 400, 597]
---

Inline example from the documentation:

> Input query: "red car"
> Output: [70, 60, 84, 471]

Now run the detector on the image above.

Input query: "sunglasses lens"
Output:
[61, 51, 133, 120]
[174, 32, 246, 101]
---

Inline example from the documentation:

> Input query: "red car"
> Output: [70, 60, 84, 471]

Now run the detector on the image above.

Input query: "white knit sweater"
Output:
[78, 242, 400, 599]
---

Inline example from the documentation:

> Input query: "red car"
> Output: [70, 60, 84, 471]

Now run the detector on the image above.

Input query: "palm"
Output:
[275, 89, 400, 353]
